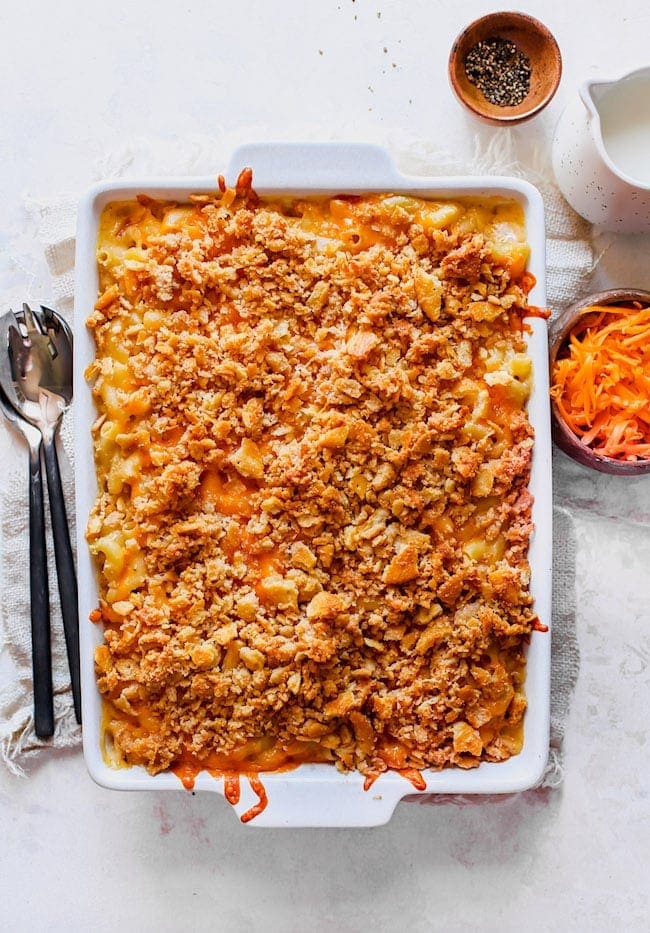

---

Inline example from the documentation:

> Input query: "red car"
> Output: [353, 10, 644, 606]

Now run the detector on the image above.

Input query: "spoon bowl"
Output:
[4, 303, 73, 440]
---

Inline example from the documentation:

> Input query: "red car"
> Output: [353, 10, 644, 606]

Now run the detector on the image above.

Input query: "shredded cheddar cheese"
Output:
[551, 303, 650, 460]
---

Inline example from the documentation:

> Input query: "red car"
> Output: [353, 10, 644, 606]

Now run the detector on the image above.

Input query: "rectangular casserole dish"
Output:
[74, 142, 552, 827]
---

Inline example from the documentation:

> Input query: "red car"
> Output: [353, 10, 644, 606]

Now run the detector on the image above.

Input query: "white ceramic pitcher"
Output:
[552, 66, 650, 233]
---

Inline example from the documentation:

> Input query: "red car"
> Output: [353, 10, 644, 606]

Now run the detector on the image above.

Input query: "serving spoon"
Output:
[0, 378, 53, 737]
[0, 304, 81, 724]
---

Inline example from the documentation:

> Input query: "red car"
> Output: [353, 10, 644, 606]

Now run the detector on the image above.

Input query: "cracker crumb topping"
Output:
[88, 173, 537, 779]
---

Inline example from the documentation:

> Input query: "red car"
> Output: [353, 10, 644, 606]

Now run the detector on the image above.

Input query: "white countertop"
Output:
[1, 1, 649, 929]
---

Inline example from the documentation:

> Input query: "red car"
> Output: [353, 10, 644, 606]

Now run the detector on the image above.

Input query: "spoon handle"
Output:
[28, 438, 54, 738]
[43, 436, 82, 725]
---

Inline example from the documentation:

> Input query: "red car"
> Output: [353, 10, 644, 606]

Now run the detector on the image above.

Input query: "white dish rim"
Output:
[74, 142, 552, 828]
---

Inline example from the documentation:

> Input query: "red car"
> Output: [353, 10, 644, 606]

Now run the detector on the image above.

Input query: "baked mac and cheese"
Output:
[87, 171, 539, 787]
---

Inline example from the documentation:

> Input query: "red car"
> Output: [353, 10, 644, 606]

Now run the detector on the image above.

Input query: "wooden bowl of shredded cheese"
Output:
[550, 289, 650, 474]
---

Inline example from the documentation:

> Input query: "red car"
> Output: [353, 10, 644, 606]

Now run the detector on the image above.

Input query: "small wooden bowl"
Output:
[549, 289, 650, 475]
[449, 12, 562, 125]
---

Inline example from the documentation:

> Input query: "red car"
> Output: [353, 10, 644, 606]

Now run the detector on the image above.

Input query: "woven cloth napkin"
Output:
[0, 133, 585, 783]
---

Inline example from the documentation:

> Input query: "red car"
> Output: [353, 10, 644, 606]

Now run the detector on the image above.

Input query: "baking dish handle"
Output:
[224, 769, 410, 828]
[226, 142, 401, 189]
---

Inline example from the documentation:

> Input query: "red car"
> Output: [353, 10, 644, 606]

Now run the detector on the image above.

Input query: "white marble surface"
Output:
[1, 1, 650, 930]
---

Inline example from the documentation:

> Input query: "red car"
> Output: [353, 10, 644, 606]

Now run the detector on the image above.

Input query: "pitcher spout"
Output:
[579, 78, 614, 118]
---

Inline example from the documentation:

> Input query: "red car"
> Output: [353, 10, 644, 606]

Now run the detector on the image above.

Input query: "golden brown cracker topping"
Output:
[88, 181, 535, 778]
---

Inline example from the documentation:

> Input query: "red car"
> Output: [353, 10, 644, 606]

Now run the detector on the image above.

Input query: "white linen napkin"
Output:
[0, 133, 587, 785]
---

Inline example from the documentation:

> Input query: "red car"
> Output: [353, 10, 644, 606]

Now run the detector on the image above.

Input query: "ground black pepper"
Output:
[464, 36, 531, 107]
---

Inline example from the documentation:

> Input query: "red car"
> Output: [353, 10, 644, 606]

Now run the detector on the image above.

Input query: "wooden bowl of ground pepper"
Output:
[449, 12, 562, 125]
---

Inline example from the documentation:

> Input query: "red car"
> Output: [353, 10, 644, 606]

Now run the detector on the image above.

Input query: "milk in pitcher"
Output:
[597, 71, 650, 186]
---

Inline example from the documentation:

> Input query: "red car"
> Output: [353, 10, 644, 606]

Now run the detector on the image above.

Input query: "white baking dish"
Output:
[74, 143, 552, 827]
